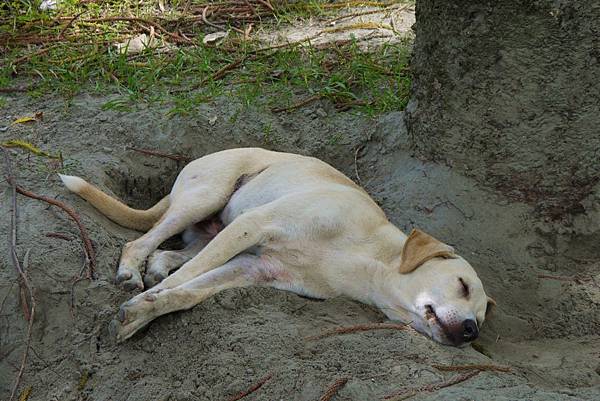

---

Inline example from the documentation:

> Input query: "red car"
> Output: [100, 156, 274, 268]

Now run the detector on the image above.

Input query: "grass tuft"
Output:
[1, 0, 414, 115]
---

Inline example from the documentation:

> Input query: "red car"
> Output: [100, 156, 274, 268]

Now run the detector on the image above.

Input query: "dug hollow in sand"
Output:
[60, 147, 495, 345]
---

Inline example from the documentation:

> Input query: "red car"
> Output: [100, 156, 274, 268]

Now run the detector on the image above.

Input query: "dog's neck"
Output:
[365, 223, 422, 322]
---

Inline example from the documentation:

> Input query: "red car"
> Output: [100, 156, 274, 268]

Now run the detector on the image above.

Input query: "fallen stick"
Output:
[82, 16, 192, 43]
[129, 147, 192, 162]
[271, 94, 322, 113]
[354, 144, 365, 186]
[45, 232, 73, 241]
[432, 364, 511, 373]
[325, 4, 409, 24]
[2, 148, 34, 320]
[226, 373, 272, 401]
[306, 322, 412, 340]
[1, 147, 96, 279]
[1, 149, 37, 401]
[205, 56, 247, 83]
[537, 274, 593, 284]
[319, 377, 349, 401]
[14, 185, 96, 279]
[383, 371, 480, 401]
[0, 86, 34, 93]
[9, 250, 36, 401]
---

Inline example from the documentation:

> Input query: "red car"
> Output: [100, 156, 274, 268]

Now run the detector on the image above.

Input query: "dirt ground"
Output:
[0, 89, 598, 401]
[0, 4, 599, 398]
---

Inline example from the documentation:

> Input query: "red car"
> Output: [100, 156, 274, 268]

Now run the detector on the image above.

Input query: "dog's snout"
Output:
[462, 319, 479, 341]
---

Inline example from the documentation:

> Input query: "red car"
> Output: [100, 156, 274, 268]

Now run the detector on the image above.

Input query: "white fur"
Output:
[62, 148, 491, 344]
[59, 174, 86, 194]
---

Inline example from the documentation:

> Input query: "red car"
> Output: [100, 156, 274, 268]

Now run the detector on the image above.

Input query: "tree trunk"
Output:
[406, 0, 600, 222]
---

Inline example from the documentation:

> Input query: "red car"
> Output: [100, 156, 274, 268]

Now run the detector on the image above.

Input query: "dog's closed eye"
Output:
[458, 277, 470, 298]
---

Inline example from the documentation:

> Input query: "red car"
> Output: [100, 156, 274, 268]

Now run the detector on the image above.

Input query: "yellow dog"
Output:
[60, 148, 494, 345]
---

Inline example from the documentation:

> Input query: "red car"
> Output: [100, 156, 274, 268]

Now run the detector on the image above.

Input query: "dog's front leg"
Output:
[110, 254, 264, 342]
[152, 210, 272, 291]
[144, 231, 212, 288]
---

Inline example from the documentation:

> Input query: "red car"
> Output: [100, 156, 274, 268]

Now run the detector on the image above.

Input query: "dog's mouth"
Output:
[425, 304, 438, 322]
[424, 305, 456, 345]
[424, 305, 475, 347]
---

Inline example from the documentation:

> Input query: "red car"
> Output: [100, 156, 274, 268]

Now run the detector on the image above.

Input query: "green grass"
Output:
[1, 0, 413, 116]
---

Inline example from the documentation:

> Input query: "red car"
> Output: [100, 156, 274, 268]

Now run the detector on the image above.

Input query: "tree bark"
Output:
[406, 0, 600, 221]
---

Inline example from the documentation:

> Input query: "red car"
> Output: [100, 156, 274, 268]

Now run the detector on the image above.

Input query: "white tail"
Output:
[59, 174, 169, 231]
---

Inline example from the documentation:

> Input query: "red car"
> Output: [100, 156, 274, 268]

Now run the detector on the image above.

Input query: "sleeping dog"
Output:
[60, 148, 495, 345]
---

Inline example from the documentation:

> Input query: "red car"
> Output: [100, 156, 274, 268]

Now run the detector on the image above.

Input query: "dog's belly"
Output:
[219, 163, 312, 225]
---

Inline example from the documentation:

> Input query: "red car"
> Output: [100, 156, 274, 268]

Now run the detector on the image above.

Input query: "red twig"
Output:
[537, 274, 593, 284]
[129, 147, 192, 162]
[2, 146, 96, 279]
[319, 378, 349, 401]
[0, 86, 34, 93]
[271, 94, 322, 113]
[13, 184, 96, 279]
[306, 322, 412, 340]
[383, 371, 480, 400]
[226, 373, 272, 401]
[2, 147, 37, 401]
[432, 364, 511, 373]
[45, 232, 73, 241]
[207, 57, 247, 82]
[82, 16, 191, 43]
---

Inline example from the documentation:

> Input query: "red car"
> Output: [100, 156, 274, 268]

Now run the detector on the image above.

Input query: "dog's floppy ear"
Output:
[399, 229, 456, 274]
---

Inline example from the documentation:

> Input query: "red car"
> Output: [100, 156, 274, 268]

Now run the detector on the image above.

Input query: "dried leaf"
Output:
[203, 31, 228, 45]
[115, 32, 175, 55]
[39, 0, 57, 11]
[18, 386, 32, 401]
[115, 33, 154, 55]
[1, 139, 61, 159]
[12, 116, 36, 125]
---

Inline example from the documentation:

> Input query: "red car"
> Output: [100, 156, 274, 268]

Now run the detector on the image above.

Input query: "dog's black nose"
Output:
[462, 319, 479, 341]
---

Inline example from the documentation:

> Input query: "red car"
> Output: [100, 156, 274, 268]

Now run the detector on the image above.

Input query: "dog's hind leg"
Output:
[143, 233, 211, 288]
[116, 188, 231, 291]
[149, 208, 273, 291]
[111, 254, 273, 341]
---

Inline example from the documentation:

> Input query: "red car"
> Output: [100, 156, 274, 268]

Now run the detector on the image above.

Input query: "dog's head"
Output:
[384, 229, 495, 347]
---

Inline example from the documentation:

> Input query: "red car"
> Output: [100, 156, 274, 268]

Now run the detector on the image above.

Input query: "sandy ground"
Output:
[0, 5, 599, 399]
[256, 3, 415, 48]
[0, 90, 598, 401]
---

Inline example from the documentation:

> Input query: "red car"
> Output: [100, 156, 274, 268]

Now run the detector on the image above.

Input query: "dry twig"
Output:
[13, 185, 96, 279]
[1, 147, 96, 279]
[82, 16, 191, 43]
[325, 4, 409, 24]
[354, 144, 365, 186]
[129, 147, 192, 162]
[0, 86, 35, 93]
[271, 94, 322, 113]
[2, 147, 37, 401]
[227, 373, 272, 401]
[319, 377, 349, 401]
[306, 322, 412, 340]
[383, 371, 481, 401]
[432, 364, 511, 373]
[45, 232, 73, 241]
[537, 274, 594, 284]
[205, 56, 247, 83]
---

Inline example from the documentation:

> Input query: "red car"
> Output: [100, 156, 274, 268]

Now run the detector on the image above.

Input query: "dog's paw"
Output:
[110, 292, 162, 342]
[143, 271, 167, 289]
[116, 267, 144, 291]
[144, 251, 172, 288]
